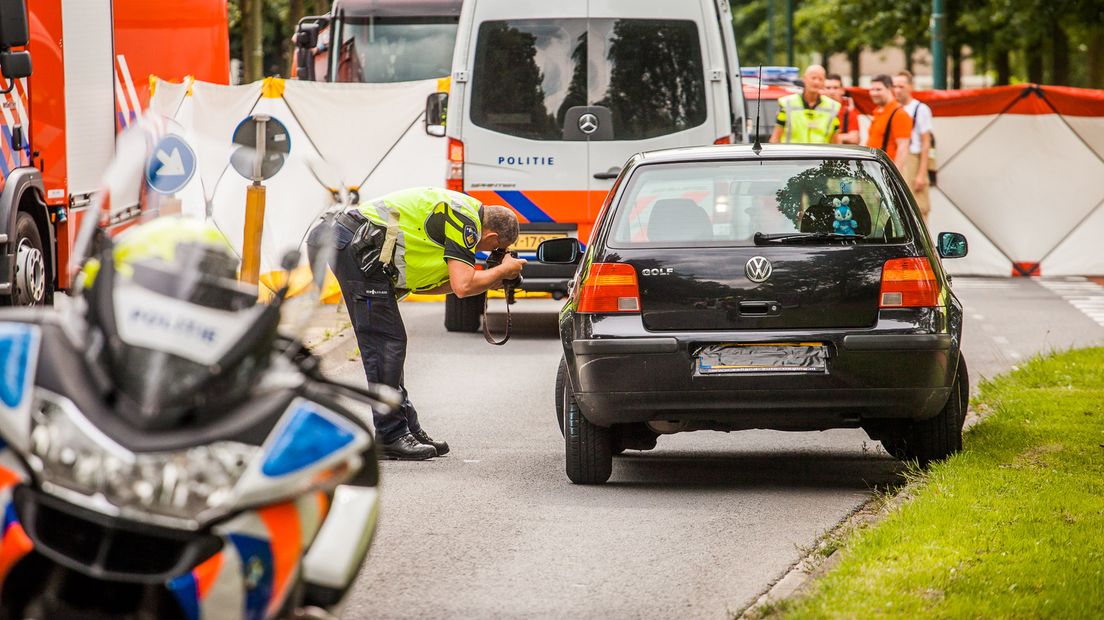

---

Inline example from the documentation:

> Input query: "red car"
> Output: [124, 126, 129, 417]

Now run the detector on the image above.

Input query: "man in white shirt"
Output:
[893, 70, 934, 223]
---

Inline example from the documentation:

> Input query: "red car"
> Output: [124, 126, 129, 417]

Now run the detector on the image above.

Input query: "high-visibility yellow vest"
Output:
[777, 94, 841, 144]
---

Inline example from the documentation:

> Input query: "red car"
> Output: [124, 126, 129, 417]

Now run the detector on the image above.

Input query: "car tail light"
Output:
[447, 138, 464, 192]
[577, 263, 640, 314]
[880, 257, 941, 307]
[714, 135, 731, 145]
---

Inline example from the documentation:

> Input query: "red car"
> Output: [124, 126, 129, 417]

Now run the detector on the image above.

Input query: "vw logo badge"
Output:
[745, 256, 773, 283]
[578, 113, 599, 135]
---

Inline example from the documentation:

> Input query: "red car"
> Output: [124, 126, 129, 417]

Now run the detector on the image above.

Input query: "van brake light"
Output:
[447, 138, 464, 192]
[714, 135, 731, 145]
[879, 257, 941, 307]
[577, 263, 640, 314]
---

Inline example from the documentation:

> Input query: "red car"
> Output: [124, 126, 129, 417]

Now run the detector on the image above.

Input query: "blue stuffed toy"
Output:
[832, 197, 858, 235]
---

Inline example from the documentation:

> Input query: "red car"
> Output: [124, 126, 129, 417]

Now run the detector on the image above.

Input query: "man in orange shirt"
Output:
[824, 73, 859, 144]
[865, 74, 912, 173]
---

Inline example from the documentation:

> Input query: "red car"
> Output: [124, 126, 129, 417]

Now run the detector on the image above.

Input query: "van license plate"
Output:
[696, 343, 827, 374]
[511, 232, 568, 252]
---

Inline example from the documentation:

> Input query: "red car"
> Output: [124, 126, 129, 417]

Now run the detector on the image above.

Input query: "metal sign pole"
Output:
[241, 114, 270, 284]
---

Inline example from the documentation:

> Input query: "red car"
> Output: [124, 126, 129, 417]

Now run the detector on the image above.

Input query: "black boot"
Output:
[380, 433, 437, 460]
[413, 429, 449, 456]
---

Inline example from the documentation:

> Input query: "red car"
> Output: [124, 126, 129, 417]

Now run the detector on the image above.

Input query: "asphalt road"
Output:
[333, 277, 1104, 619]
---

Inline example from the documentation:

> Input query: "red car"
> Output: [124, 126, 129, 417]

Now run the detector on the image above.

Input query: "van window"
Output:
[590, 20, 706, 140]
[608, 159, 910, 247]
[470, 19, 706, 141]
[334, 17, 458, 83]
[470, 20, 588, 140]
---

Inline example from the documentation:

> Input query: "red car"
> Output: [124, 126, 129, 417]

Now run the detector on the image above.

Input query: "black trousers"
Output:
[309, 219, 421, 443]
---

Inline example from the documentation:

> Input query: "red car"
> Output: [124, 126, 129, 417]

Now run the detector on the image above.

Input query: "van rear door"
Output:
[461, 0, 591, 247]
[586, 0, 731, 220]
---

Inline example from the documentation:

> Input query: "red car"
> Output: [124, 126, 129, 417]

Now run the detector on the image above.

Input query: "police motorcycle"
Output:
[0, 116, 395, 619]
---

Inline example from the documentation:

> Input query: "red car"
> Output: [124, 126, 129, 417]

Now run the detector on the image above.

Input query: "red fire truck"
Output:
[0, 0, 229, 306]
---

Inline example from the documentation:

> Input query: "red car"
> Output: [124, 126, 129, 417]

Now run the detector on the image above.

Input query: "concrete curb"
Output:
[737, 405, 985, 619]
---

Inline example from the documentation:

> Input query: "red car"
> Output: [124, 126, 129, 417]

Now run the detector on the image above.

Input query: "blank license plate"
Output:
[696, 343, 827, 374]
[511, 232, 567, 252]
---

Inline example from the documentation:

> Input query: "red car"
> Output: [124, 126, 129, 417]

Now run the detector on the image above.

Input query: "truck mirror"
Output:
[0, 0, 29, 49]
[295, 47, 316, 82]
[295, 22, 320, 50]
[425, 92, 447, 137]
[293, 18, 326, 82]
[0, 51, 29, 81]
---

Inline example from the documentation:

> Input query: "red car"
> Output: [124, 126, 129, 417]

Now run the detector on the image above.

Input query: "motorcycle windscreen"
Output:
[101, 246, 277, 429]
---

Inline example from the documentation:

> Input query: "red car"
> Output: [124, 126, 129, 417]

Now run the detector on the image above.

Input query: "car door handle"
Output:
[593, 167, 621, 180]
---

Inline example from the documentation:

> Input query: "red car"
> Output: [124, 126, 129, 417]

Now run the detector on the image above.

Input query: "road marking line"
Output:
[993, 336, 1010, 345]
[1038, 279, 1104, 329]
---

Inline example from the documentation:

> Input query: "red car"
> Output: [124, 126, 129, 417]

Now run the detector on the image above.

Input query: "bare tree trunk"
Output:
[1090, 28, 1104, 88]
[951, 45, 963, 89]
[244, 0, 265, 82]
[1026, 41, 1044, 84]
[287, 0, 305, 76]
[1049, 16, 1069, 86]
[904, 44, 914, 74]
[848, 47, 861, 87]
[995, 48, 1011, 86]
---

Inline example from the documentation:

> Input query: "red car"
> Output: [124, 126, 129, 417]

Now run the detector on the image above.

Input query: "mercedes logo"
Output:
[578, 113, 599, 135]
[745, 256, 773, 283]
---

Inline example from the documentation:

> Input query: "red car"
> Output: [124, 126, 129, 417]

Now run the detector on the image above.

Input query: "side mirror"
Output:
[0, 50, 29, 81]
[937, 232, 968, 259]
[537, 238, 582, 264]
[294, 18, 326, 82]
[0, 0, 29, 49]
[425, 92, 448, 137]
[295, 22, 320, 49]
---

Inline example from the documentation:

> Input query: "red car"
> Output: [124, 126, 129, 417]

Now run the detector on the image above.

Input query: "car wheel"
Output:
[555, 356, 567, 437]
[444, 292, 484, 332]
[6, 212, 48, 307]
[563, 377, 612, 485]
[900, 359, 968, 465]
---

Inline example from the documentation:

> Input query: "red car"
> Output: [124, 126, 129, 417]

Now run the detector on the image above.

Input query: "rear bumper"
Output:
[566, 312, 961, 429]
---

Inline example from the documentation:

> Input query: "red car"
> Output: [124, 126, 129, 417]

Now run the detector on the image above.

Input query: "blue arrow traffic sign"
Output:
[146, 134, 197, 194]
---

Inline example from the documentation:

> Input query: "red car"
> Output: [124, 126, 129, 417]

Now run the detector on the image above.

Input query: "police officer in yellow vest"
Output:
[308, 187, 524, 460]
[769, 65, 841, 144]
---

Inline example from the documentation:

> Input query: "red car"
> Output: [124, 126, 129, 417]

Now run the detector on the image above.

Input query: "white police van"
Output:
[427, 0, 746, 331]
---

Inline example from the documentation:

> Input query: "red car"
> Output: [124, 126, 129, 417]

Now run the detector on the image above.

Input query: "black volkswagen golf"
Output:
[539, 144, 970, 484]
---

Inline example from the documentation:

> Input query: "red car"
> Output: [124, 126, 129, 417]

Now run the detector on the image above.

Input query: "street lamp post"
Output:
[931, 0, 947, 89]
[786, 0, 794, 67]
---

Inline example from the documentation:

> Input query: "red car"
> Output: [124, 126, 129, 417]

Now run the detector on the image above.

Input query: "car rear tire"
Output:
[555, 356, 567, 437]
[563, 374, 612, 484]
[887, 359, 968, 465]
[444, 292, 484, 332]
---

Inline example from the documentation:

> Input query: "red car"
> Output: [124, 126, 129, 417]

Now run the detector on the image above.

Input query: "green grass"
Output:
[777, 347, 1104, 619]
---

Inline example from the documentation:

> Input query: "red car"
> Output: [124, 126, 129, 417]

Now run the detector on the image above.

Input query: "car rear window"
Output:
[607, 159, 911, 247]
[470, 19, 706, 141]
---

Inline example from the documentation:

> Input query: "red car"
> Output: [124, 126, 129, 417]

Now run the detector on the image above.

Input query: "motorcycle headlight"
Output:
[27, 391, 259, 529]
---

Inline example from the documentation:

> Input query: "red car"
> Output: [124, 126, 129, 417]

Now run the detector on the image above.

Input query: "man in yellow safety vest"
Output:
[769, 65, 841, 144]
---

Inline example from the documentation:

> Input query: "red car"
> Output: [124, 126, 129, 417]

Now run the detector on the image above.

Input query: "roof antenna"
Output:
[752, 65, 764, 155]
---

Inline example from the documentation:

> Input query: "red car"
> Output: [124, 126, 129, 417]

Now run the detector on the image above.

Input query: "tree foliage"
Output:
[732, 0, 1104, 88]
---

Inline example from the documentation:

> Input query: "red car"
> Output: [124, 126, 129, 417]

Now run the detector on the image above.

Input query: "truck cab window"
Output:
[334, 16, 458, 83]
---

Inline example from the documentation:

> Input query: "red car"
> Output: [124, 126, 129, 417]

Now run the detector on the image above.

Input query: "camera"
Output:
[485, 247, 523, 304]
